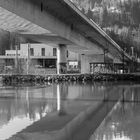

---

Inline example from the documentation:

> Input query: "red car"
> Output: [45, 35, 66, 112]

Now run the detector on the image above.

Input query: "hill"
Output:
[71, 0, 140, 57]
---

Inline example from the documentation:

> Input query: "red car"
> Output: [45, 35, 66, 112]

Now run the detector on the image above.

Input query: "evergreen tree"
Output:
[101, 6, 109, 27]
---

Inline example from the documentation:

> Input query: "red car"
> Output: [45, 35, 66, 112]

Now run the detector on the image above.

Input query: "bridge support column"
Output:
[57, 44, 67, 74]
[80, 55, 90, 74]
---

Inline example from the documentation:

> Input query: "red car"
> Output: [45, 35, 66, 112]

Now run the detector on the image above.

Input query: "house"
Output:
[4, 43, 80, 74]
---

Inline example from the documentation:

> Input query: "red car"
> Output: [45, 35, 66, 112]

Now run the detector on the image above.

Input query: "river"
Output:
[0, 81, 139, 140]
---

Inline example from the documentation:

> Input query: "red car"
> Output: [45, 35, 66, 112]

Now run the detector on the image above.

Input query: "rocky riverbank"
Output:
[2, 73, 140, 84]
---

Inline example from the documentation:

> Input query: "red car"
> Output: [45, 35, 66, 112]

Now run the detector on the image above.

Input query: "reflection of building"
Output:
[0, 85, 58, 140]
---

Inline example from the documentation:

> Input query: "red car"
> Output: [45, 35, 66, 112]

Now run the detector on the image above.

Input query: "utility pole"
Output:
[27, 43, 30, 75]
[15, 34, 19, 74]
[104, 48, 108, 73]
[131, 46, 134, 73]
[123, 48, 124, 74]
[122, 47, 126, 74]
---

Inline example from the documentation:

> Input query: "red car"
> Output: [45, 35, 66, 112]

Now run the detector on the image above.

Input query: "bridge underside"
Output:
[0, 0, 132, 73]
[0, 6, 103, 55]
[0, 0, 128, 58]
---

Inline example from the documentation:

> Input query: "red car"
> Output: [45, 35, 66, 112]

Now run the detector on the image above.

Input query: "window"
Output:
[30, 48, 34, 56]
[67, 50, 69, 58]
[53, 48, 57, 56]
[41, 48, 45, 56]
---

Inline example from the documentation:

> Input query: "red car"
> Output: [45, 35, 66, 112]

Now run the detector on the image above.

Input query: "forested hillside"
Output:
[71, 0, 140, 57]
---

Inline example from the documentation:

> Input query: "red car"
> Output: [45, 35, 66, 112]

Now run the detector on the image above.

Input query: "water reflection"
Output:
[0, 82, 108, 140]
[90, 85, 140, 140]
[0, 82, 135, 140]
[57, 84, 68, 116]
[0, 85, 56, 139]
[8, 82, 128, 140]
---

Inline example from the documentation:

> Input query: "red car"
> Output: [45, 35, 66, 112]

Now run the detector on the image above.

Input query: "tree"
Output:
[101, 6, 109, 27]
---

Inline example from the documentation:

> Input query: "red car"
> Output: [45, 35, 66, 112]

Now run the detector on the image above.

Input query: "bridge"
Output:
[0, 0, 133, 74]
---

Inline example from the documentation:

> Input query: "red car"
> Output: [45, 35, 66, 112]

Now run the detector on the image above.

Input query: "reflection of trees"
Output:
[0, 86, 59, 129]
[0, 98, 49, 124]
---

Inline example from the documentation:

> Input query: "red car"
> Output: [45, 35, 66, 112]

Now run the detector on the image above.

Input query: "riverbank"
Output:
[2, 73, 140, 84]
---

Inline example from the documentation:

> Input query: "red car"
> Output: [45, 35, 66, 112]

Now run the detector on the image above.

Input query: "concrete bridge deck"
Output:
[0, 0, 132, 61]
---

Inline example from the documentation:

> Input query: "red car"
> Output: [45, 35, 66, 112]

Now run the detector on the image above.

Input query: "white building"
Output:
[6, 44, 57, 58]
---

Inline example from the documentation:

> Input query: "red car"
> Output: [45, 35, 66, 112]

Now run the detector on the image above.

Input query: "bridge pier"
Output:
[57, 44, 67, 74]
[81, 55, 90, 74]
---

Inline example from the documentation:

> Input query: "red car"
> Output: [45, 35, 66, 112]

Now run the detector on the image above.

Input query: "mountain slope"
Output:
[71, 0, 140, 56]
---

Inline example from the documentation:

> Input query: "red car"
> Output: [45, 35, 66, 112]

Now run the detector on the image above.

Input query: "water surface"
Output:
[0, 82, 106, 139]
[90, 84, 140, 140]
[0, 82, 138, 140]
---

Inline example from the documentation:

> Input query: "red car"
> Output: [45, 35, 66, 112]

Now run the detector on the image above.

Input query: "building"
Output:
[4, 43, 80, 74]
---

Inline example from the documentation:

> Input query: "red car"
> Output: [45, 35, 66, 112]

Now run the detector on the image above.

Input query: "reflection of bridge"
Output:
[0, 0, 134, 74]
[1, 82, 137, 139]
[9, 83, 125, 140]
